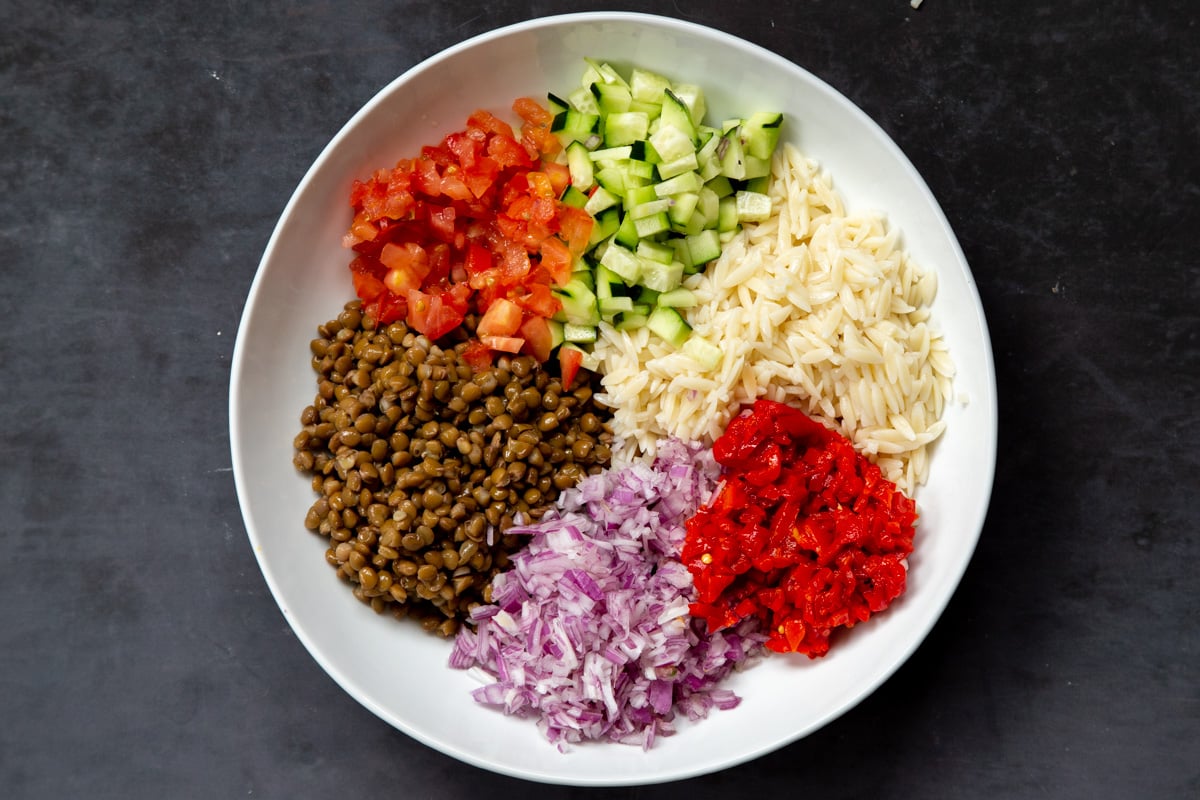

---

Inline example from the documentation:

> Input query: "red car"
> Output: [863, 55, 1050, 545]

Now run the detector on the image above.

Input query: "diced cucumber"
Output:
[742, 154, 772, 180]
[564, 57, 785, 295]
[654, 171, 702, 197]
[656, 152, 699, 180]
[636, 239, 675, 265]
[594, 264, 620, 301]
[546, 92, 570, 115]
[589, 144, 634, 162]
[667, 191, 700, 227]
[743, 111, 784, 159]
[744, 175, 771, 195]
[629, 198, 672, 219]
[628, 99, 662, 119]
[615, 211, 640, 249]
[631, 302, 654, 316]
[593, 167, 627, 198]
[696, 128, 721, 165]
[659, 89, 697, 142]
[568, 86, 600, 115]
[735, 190, 772, 222]
[630, 67, 673, 103]
[615, 312, 650, 331]
[588, 207, 620, 246]
[697, 153, 723, 182]
[671, 83, 707, 126]
[705, 174, 735, 198]
[599, 241, 642, 284]
[639, 258, 684, 292]
[554, 277, 600, 326]
[697, 185, 720, 222]
[584, 185, 620, 216]
[624, 184, 658, 208]
[566, 141, 594, 191]
[683, 229, 722, 267]
[604, 111, 650, 146]
[621, 159, 656, 181]
[563, 323, 598, 343]
[647, 305, 692, 348]
[657, 287, 698, 308]
[547, 318, 566, 350]
[717, 195, 740, 232]
[599, 295, 634, 316]
[648, 123, 695, 164]
[718, 126, 747, 179]
[553, 109, 600, 144]
[570, 263, 595, 291]
[633, 212, 671, 238]
[583, 58, 628, 88]
[560, 185, 589, 209]
[682, 334, 722, 369]
[591, 81, 632, 113]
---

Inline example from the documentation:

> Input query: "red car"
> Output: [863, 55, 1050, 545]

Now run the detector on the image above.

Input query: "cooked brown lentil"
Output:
[293, 300, 613, 636]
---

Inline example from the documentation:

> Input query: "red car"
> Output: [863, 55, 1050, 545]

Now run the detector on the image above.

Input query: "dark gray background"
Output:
[3, 1, 1197, 797]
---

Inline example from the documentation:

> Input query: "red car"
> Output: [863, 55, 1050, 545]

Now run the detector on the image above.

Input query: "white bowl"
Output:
[230, 11, 997, 786]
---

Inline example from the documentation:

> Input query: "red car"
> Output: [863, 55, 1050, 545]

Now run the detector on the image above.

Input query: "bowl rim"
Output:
[229, 9, 997, 786]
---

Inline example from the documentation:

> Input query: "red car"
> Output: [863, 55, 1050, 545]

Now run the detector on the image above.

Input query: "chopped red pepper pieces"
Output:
[682, 399, 918, 658]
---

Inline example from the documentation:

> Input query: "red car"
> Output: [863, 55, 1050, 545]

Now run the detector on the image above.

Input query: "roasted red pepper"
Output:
[683, 399, 918, 658]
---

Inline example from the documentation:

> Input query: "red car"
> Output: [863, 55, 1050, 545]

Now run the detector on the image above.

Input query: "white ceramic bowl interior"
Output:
[230, 11, 996, 786]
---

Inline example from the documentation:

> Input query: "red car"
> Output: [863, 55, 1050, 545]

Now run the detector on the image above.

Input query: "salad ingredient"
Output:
[293, 300, 614, 634]
[682, 399, 917, 658]
[342, 101, 592, 362]
[450, 438, 764, 750]
[544, 59, 783, 349]
[592, 143, 953, 494]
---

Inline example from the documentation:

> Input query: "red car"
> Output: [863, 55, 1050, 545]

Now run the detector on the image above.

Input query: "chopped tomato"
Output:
[477, 297, 523, 338]
[519, 314, 555, 363]
[464, 242, 492, 276]
[384, 265, 423, 295]
[543, 162, 571, 198]
[406, 287, 466, 340]
[513, 97, 555, 127]
[515, 282, 561, 318]
[538, 236, 573, 286]
[348, 212, 378, 244]
[480, 335, 524, 353]
[343, 98, 580, 359]
[467, 109, 516, 140]
[380, 242, 430, 277]
[351, 271, 385, 303]
[460, 339, 494, 371]
[558, 344, 584, 391]
[557, 206, 595, 257]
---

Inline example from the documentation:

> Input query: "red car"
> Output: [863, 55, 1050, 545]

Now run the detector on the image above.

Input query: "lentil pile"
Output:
[293, 300, 614, 636]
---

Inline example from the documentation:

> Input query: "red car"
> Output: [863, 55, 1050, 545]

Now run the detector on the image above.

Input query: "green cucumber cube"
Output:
[654, 170, 702, 197]
[682, 334, 723, 369]
[735, 190, 773, 222]
[604, 111, 650, 146]
[599, 242, 642, 284]
[647, 305, 692, 348]
[636, 240, 676, 265]
[633, 212, 671, 238]
[630, 68, 673, 103]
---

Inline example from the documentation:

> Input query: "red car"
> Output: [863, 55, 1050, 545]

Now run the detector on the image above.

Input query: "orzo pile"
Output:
[592, 143, 953, 494]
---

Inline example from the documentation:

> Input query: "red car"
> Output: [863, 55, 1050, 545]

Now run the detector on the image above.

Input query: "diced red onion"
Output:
[449, 438, 765, 749]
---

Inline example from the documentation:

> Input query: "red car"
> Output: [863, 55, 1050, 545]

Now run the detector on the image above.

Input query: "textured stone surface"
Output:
[2, 1, 1197, 797]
